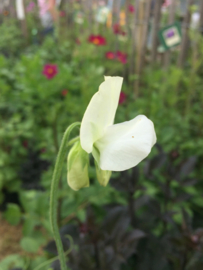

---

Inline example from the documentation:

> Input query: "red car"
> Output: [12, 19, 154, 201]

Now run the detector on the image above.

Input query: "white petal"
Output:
[80, 76, 123, 153]
[16, 0, 25, 20]
[95, 115, 156, 171]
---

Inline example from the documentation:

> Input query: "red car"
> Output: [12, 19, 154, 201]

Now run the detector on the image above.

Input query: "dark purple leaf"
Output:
[175, 156, 197, 181]
[133, 195, 150, 210]
[101, 205, 130, 239]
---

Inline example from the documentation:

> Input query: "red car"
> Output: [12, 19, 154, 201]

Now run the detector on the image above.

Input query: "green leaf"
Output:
[22, 216, 39, 236]
[143, 182, 159, 197]
[19, 190, 38, 213]
[4, 203, 21, 225]
[0, 254, 25, 270]
[20, 237, 41, 253]
[6, 179, 21, 192]
[29, 256, 47, 269]
[192, 197, 203, 207]
[76, 208, 86, 222]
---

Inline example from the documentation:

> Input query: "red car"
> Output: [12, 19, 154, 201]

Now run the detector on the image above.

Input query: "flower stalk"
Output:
[49, 122, 80, 270]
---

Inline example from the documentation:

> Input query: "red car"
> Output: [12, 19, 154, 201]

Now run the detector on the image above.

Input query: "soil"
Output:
[0, 213, 24, 261]
[0, 214, 46, 261]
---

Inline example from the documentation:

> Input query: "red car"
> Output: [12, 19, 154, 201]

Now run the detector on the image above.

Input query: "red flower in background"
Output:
[128, 5, 135, 13]
[105, 51, 127, 64]
[119, 92, 126, 104]
[88, 35, 106, 45]
[113, 24, 121, 34]
[105, 51, 115, 59]
[42, 64, 58, 79]
[113, 24, 126, 36]
[60, 10, 66, 17]
[22, 140, 28, 149]
[61, 89, 68, 96]
[116, 51, 127, 64]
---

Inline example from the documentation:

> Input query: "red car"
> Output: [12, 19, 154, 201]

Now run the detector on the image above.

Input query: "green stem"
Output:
[67, 136, 80, 147]
[49, 122, 81, 270]
[33, 235, 73, 270]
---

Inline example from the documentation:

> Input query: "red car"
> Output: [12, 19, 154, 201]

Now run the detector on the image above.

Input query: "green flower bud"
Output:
[67, 141, 89, 191]
[95, 160, 111, 187]
[92, 145, 111, 187]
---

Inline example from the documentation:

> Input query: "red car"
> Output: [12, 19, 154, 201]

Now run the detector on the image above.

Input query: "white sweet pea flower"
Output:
[80, 76, 156, 172]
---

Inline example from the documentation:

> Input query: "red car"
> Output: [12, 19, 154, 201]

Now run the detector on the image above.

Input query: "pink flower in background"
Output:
[37, 0, 49, 16]
[128, 5, 135, 13]
[61, 89, 68, 96]
[119, 92, 126, 104]
[42, 64, 58, 79]
[60, 11, 66, 17]
[105, 51, 115, 60]
[116, 51, 127, 64]
[191, 235, 199, 244]
[162, 0, 171, 8]
[26, 1, 35, 12]
[113, 24, 126, 36]
[88, 35, 106, 46]
[98, 0, 105, 6]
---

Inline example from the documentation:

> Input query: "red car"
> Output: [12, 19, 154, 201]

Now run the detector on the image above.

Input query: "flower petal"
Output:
[95, 115, 156, 171]
[80, 76, 123, 153]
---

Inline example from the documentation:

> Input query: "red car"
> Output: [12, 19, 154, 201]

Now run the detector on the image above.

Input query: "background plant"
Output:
[0, 2, 203, 269]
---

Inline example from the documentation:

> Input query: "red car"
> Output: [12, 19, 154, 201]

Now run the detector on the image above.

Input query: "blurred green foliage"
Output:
[0, 14, 203, 270]
[0, 19, 24, 57]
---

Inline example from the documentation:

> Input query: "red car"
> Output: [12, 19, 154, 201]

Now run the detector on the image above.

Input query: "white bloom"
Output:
[80, 76, 156, 171]
[16, 0, 25, 20]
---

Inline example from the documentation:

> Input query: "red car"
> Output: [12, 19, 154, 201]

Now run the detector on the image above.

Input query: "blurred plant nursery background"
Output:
[1, 0, 203, 269]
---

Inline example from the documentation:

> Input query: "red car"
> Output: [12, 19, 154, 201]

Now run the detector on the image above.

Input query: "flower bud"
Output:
[95, 160, 111, 187]
[67, 141, 89, 191]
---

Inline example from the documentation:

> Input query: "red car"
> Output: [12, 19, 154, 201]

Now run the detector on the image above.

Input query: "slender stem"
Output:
[58, 176, 63, 225]
[33, 235, 73, 270]
[52, 116, 62, 225]
[67, 136, 80, 147]
[49, 122, 81, 270]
